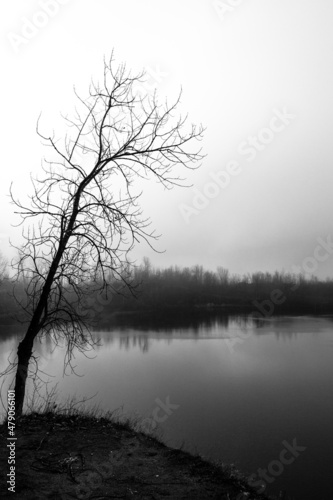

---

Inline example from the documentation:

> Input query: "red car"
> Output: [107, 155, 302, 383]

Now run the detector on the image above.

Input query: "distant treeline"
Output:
[1, 261, 333, 330]
[109, 262, 333, 317]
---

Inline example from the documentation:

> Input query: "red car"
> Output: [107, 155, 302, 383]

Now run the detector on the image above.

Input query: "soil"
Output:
[0, 412, 274, 500]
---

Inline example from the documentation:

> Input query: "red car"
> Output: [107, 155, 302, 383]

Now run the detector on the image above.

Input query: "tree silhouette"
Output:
[7, 55, 204, 416]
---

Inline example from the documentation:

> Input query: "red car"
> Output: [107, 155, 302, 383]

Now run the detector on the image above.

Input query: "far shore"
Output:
[1, 306, 333, 338]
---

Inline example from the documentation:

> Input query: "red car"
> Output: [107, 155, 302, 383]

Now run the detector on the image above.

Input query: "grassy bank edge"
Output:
[0, 396, 286, 500]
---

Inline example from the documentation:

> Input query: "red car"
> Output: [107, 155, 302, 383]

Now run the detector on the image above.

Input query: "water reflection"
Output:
[1, 315, 333, 499]
[3, 314, 333, 357]
[93, 314, 333, 353]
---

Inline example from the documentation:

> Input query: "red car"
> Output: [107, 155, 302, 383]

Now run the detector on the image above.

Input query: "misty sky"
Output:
[1, 0, 333, 278]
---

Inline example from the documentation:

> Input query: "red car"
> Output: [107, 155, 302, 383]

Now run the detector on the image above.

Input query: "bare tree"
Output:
[0, 251, 8, 284]
[217, 266, 229, 285]
[7, 56, 204, 416]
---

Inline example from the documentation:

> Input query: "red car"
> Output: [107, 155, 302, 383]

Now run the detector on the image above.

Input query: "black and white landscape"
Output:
[1, 2, 333, 499]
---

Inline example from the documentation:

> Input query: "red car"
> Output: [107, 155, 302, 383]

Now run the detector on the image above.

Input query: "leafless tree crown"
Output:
[9, 56, 204, 358]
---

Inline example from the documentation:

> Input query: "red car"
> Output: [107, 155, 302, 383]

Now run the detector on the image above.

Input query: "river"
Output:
[1, 315, 333, 499]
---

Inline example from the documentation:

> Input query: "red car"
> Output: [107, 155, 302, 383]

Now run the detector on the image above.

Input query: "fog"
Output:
[1, 0, 333, 277]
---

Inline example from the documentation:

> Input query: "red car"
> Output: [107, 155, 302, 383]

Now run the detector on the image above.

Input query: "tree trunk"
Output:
[13, 202, 80, 416]
[14, 334, 35, 417]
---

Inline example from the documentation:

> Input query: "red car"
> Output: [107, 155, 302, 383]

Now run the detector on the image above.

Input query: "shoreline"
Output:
[0, 409, 279, 500]
[1, 309, 333, 342]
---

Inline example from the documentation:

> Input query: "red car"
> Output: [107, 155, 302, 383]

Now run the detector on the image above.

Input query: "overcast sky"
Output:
[1, 0, 333, 278]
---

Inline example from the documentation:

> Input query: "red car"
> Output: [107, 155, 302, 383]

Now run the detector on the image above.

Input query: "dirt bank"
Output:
[0, 411, 274, 499]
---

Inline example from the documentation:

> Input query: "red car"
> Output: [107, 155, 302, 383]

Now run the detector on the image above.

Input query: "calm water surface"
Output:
[1, 315, 333, 500]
